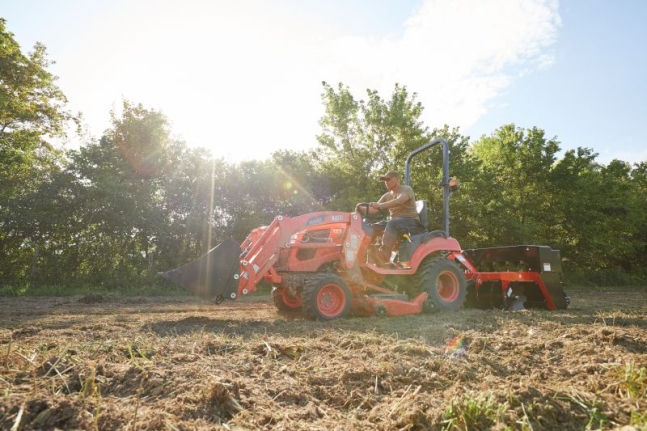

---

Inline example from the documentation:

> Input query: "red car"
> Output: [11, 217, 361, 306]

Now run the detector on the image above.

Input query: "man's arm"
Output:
[356, 202, 381, 214]
[371, 192, 410, 211]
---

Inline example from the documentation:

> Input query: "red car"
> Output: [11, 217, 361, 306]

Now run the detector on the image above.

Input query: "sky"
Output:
[2, 0, 646, 165]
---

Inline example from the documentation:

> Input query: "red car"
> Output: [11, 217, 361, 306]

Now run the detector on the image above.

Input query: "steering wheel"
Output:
[356, 202, 388, 223]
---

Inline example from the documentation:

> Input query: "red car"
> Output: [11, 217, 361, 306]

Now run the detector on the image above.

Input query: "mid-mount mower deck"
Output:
[161, 139, 569, 320]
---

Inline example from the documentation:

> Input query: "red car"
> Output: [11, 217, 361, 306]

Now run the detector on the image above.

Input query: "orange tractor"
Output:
[161, 139, 569, 320]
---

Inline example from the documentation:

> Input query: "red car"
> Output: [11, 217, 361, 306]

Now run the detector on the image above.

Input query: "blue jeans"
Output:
[380, 217, 424, 261]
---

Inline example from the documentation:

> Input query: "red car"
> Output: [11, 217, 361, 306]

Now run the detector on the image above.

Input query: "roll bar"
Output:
[403, 139, 451, 238]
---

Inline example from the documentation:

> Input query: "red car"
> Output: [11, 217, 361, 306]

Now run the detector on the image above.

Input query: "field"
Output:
[1, 287, 645, 430]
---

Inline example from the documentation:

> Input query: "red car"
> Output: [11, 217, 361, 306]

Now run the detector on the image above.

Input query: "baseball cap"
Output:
[379, 171, 399, 181]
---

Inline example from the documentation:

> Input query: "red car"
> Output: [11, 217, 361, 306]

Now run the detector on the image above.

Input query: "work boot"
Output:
[378, 232, 397, 266]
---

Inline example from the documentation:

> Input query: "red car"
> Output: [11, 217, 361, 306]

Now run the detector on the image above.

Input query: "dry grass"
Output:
[0, 287, 645, 430]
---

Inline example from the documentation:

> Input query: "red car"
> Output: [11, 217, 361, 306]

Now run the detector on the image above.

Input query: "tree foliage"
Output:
[0, 19, 75, 285]
[315, 82, 430, 211]
[467, 125, 561, 246]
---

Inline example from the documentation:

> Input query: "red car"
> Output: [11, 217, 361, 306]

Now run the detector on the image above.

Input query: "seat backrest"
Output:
[416, 200, 429, 230]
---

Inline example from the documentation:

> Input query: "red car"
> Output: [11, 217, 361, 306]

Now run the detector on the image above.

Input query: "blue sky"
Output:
[2, 0, 645, 165]
[468, 0, 647, 165]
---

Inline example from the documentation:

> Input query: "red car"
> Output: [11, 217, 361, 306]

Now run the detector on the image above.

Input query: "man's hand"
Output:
[355, 202, 376, 214]
[357, 202, 384, 214]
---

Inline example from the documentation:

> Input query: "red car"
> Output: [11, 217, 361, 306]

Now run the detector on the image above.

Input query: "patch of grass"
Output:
[613, 362, 647, 400]
[442, 392, 508, 430]
[0, 284, 31, 296]
[559, 392, 615, 430]
[629, 409, 647, 427]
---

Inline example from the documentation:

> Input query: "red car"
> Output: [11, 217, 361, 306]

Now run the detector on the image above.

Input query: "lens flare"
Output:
[444, 335, 467, 358]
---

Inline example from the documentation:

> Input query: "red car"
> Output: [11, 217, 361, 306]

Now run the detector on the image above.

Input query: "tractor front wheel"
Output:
[302, 273, 351, 321]
[271, 286, 302, 311]
[416, 257, 467, 312]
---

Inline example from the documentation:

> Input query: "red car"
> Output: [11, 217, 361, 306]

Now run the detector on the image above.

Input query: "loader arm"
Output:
[237, 211, 366, 296]
[161, 211, 366, 303]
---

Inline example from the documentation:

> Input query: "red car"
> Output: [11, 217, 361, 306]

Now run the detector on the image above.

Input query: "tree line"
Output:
[1, 19, 645, 291]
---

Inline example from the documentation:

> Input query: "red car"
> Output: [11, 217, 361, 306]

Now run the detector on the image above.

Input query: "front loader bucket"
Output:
[160, 238, 242, 302]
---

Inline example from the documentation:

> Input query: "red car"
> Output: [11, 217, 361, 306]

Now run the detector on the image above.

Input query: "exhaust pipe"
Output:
[159, 238, 242, 303]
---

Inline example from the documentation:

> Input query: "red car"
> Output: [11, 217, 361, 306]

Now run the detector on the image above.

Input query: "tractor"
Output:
[161, 139, 569, 320]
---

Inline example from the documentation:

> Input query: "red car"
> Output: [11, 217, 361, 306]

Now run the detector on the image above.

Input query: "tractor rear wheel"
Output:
[416, 257, 466, 312]
[271, 287, 302, 311]
[302, 273, 351, 321]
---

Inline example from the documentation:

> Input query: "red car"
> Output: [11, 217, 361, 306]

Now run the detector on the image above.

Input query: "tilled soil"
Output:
[0, 287, 645, 430]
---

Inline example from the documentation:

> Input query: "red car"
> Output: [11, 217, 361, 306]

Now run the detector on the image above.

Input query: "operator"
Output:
[355, 171, 423, 266]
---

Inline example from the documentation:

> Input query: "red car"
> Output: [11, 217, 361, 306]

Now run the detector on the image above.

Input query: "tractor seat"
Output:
[416, 200, 429, 231]
[414, 200, 447, 240]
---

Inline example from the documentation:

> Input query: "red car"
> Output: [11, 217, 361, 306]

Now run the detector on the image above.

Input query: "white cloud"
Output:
[51, 0, 561, 161]
[304, 0, 560, 144]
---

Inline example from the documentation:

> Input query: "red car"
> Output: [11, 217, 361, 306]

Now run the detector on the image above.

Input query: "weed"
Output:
[616, 362, 647, 400]
[127, 341, 151, 371]
[2, 339, 11, 369]
[560, 392, 615, 430]
[79, 364, 102, 431]
[441, 392, 507, 430]
[629, 409, 647, 428]
[516, 402, 534, 431]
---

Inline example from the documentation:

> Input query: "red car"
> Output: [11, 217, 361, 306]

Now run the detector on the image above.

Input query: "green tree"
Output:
[468, 125, 560, 247]
[270, 149, 329, 212]
[213, 152, 326, 245]
[550, 147, 607, 275]
[315, 82, 430, 211]
[629, 161, 647, 278]
[0, 18, 75, 286]
[597, 160, 643, 276]
[46, 101, 185, 287]
[156, 146, 220, 268]
[551, 152, 643, 282]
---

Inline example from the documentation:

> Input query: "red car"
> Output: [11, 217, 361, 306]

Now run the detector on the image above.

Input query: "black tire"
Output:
[301, 273, 351, 321]
[416, 257, 467, 312]
[271, 287, 302, 311]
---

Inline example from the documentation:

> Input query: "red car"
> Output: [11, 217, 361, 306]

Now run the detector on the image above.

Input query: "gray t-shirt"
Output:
[378, 185, 419, 219]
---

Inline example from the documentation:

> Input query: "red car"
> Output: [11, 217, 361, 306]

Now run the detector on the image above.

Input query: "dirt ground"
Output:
[1, 287, 645, 431]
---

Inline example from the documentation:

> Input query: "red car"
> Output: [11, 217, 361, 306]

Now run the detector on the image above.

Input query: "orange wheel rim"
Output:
[317, 283, 346, 317]
[437, 271, 460, 302]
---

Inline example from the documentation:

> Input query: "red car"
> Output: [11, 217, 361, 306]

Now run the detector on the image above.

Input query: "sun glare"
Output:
[45, 0, 560, 162]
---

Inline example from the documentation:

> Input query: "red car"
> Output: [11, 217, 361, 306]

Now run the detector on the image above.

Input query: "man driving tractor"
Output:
[356, 171, 425, 266]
